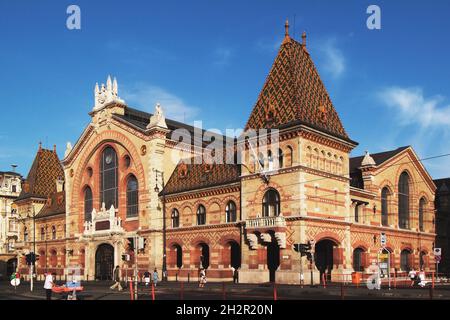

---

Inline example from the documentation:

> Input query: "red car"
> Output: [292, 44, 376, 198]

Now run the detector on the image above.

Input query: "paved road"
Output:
[1, 280, 449, 300]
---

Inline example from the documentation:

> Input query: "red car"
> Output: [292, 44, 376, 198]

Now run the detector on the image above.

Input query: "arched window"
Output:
[84, 187, 93, 221]
[51, 226, 56, 240]
[400, 249, 412, 271]
[353, 248, 365, 271]
[267, 150, 273, 171]
[286, 146, 293, 166]
[126, 175, 138, 218]
[381, 187, 390, 226]
[419, 197, 426, 232]
[100, 146, 118, 209]
[171, 209, 180, 228]
[197, 205, 206, 225]
[40, 227, 45, 241]
[226, 201, 237, 223]
[262, 189, 280, 217]
[398, 171, 410, 229]
[278, 149, 284, 168]
[23, 227, 28, 242]
[258, 152, 265, 171]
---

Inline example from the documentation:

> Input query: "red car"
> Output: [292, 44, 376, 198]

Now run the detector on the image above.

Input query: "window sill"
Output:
[125, 216, 139, 222]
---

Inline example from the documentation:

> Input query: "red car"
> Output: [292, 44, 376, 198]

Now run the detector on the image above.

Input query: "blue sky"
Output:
[0, 0, 450, 179]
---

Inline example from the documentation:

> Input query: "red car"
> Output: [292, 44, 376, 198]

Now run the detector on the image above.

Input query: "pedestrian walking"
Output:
[153, 268, 159, 287]
[233, 267, 239, 284]
[110, 265, 123, 291]
[418, 269, 427, 287]
[144, 270, 151, 287]
[408, 269, 417, 287]
[199, 268, 207, 288]
[44, 272, 55, 300]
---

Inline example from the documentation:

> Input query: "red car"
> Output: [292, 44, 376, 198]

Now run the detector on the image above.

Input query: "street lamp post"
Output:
[153, 169, 167, 281]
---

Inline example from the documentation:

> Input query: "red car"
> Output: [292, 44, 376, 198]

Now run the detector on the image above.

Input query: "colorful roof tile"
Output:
[16, 147, 64, 201]
[245, 33, 351, 142]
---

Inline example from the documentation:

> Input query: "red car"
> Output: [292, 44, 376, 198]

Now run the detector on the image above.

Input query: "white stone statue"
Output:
[64, 142, 73, 158]
[147, 103, 168, 129]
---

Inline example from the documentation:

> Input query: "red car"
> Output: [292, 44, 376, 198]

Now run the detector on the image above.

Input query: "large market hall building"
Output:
[15, 21, 437, 283]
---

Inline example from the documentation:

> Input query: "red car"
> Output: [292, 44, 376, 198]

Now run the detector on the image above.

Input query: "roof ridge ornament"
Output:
[361, 150, 376, 167]
[282, 19, 291, 44]
[147, 103, 168, 129]
[93, 75, 125, 111]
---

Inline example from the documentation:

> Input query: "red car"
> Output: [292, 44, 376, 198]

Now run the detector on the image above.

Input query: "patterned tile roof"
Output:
[16, 147, 64, 201]
[161, 155, 240, 196]
[36, 191, 66, 219]
[245, 35, 351, 142]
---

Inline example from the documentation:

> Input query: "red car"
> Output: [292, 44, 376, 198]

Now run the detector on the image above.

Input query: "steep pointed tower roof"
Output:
[245, 21, 353, 143]
[16, 144, 64, 201]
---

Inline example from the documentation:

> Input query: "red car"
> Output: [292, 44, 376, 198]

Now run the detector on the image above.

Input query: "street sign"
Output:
[380, 232, 387, 247]
[434, 248, 442, 257]
[10, 278, 20, 287]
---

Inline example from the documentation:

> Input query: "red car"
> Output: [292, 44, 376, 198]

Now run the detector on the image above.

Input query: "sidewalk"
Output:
[1, 281, 449, 300]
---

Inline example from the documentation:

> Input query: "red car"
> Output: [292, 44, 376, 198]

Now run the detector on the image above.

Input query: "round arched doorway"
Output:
[6, 258, 17, 276]
[95, 243, 114, 280]
[315, 239, 338, 281]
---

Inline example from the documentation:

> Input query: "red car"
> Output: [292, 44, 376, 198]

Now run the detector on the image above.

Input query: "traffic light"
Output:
[25, 252, 37, 265]
[293, 243, 312, 256]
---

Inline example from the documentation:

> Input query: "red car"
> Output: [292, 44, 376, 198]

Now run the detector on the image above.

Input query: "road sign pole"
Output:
[30, 264, 33, 292]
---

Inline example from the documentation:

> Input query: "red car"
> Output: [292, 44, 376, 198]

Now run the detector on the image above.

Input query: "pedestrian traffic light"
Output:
[25, 252, 37, 265]
[293, 243, 312, 257]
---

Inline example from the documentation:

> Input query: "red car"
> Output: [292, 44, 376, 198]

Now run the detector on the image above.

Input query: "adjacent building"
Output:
[0, 169, 22, 278]
[435, 178, 450, 274]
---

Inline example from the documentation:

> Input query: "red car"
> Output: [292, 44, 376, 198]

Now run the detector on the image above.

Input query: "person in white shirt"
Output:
[408, 269, 417, 287]
[44, 272, 55, 300]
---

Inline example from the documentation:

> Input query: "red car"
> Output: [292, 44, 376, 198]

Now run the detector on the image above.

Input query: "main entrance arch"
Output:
[315, 239, 338, 281]
[95, 243, 114, 280]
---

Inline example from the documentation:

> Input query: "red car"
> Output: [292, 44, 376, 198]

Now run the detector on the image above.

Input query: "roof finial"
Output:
[302, 30, 307, 46]
[285, 19, 289, 37]
[53, 144, 57, 153]
[38, 141, 42, 152]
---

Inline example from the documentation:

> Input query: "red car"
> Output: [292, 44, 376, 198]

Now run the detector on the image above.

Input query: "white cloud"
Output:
[318, 38, 345, 79]
[379, 87, 450, 127]
[122, 84, 199, 123]
[213, 47, 234, 67]
[379, 86, 450, 178]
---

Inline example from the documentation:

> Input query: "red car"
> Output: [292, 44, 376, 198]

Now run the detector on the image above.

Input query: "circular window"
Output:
[105, 154, 113, 165]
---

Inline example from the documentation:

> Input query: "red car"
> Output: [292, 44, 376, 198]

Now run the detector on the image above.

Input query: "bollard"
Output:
[129, 281, 134, 300]
[180, 282, 184, 300]
[273, 283, 278, 301]
[151, 282, 155, 301]
[340, 282, 345, 300]
[222, 282, 226, 300]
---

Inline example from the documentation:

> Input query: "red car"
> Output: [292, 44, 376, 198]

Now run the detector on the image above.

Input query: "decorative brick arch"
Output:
[314, 231, 342, 245]
[218, 235, 240, 247]
[351, 241, 370, 251]
[394, 166, 418, 195]
[252, 181, 290, 208]
[378, 180, 395, 195]
[71, 130, 146, 209]
[191, 236, 211, 247]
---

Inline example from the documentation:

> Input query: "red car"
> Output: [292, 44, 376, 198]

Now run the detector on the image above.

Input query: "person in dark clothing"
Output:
[233, 268, 239, 284]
